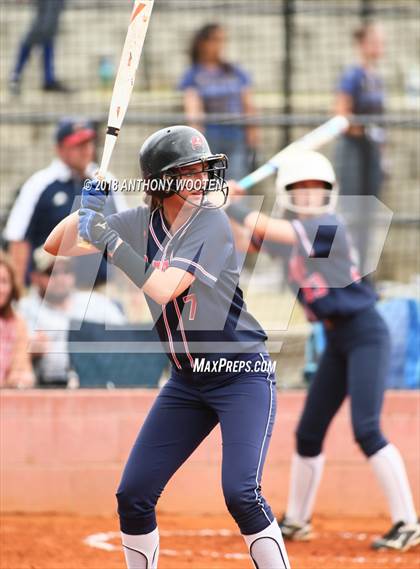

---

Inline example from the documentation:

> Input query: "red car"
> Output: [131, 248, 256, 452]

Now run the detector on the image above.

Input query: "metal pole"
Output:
[360, 0, 374, 19]
[282, 0, 295, 147]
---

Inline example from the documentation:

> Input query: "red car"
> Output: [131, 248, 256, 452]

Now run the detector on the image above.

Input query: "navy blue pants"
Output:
[297, 307, 390, 458]
[117, 358, 276, 535]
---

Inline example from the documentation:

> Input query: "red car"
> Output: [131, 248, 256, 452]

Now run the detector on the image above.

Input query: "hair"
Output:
[353, 21, 378, 44]
[0, 251, 21, 319]
[189, 23, 232, 71]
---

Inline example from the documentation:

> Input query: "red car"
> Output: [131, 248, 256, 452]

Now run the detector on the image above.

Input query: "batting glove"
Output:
[81, 178, 108, 212]
[78, 209, 120, 255]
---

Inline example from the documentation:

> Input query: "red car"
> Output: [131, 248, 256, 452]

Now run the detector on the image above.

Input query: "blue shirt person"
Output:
[179, 24, 259, 180]
[3, 118, 126, 287]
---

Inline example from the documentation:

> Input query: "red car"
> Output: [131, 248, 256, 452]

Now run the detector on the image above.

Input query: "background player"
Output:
[44, 125, 291, 569]
[225, 149, 420, 552]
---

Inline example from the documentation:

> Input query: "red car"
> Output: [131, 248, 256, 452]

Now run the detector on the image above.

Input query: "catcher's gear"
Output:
[276, 149, 338, 215]
[139, 125, 229, 208]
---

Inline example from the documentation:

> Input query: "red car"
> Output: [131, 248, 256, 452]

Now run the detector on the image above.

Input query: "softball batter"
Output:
[45, 126, 290, 569]
[226, 149, 419, 552]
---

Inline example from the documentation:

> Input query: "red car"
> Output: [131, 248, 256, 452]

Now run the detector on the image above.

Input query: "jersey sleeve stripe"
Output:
[171, 257, 217, 282]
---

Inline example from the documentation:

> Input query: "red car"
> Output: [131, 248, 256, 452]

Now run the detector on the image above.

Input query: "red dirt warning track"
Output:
[1, 514, 419, 569]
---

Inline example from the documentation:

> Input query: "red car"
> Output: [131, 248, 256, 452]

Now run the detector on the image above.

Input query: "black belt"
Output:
[322, 314, 354, 330]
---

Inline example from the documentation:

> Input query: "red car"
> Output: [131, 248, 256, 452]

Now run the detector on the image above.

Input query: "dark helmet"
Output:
[139, 125, 229, 208]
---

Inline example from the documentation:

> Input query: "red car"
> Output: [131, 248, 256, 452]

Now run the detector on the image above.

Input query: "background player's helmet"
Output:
[276, 149, 338, 215]
[139, 125, 229, 209]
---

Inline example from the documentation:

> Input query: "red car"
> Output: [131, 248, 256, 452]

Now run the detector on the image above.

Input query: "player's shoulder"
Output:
[179, 207, 233, 247]
[195, 206, 233, 234]
[293, 212, 338, 231]
[108, 204, 149, 225]
[107, 205, 150, 246]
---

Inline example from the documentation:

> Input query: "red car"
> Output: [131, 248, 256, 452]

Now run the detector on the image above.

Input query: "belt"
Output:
[322, 315, 353, 330]
[323, 318, 337, 330]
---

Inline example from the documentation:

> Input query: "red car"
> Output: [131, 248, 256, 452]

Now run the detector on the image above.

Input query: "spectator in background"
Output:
[178, 23, 259, 180]
[3, 117, 127, 288]
[0, 252, 35, 389]
[334, 21, 386, 273]
[9, 0, 70, 94]
[19, 247, 127, 388]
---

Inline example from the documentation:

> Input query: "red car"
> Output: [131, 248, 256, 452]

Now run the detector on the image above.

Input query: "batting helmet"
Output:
[139, 125, 229, 208]
[276, 149, 338, 215]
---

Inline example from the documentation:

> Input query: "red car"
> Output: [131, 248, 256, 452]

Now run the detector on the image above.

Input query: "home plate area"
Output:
[2, 514, 419, 569]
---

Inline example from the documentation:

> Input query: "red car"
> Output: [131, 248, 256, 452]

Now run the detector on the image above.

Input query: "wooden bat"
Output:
[79, 0, 155, 246]
[238, 115, 349, 190]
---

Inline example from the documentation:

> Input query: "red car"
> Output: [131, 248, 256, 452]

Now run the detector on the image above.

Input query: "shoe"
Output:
[371, 520, 420, 552]
[278, 514, 313, 541]
[42, 80, 73, 93]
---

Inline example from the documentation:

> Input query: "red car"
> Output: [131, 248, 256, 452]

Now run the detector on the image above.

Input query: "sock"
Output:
[243, 519, 291, 569]
[43, 41, 55, 85]
[286, 453, 325, 524]
[121, 528, 159, 569]
[12, 41, 32, 80]
[369, 443, 417, 524]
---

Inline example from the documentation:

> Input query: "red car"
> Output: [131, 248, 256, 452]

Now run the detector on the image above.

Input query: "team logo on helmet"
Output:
[191, 135, 204, 151]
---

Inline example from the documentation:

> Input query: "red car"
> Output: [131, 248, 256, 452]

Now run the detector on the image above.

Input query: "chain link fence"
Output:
[0, 0, 419, 386]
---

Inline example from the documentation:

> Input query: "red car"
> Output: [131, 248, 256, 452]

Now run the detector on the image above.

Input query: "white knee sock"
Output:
[243, 519, 291, 569]
[369, 443, 417, 524]
[286, 453, 325, 524]
[121, 528, 159, 569]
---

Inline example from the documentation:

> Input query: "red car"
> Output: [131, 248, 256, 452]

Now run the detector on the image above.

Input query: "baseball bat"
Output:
[238, 115, 349, 190]
[79, 0, 155, 246]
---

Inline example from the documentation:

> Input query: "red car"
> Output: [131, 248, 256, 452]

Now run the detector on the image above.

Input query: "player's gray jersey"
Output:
[107, 205, 267, 372]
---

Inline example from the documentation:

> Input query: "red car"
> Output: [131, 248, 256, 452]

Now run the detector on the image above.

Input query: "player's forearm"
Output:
[334, 93, 353, 119]
[226, 203, 296, 245]
[111, 242, 194, 304]
[44, 211, 97, 256]
[244, 212, 296, 245]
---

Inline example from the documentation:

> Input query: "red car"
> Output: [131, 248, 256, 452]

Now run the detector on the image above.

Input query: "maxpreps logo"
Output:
[193, 358, 277, 375]
[191, 135, 204, 151]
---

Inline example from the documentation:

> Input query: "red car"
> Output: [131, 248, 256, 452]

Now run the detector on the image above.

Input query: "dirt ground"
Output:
[1, 513, 419, 569]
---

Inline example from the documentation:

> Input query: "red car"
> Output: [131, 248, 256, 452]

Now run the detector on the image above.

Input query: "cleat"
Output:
[278, 514, 313, 541]
[371, 520, 420, 552]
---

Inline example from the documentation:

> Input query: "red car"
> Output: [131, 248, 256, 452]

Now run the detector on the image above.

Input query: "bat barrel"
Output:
[238, 115, 349, 190]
